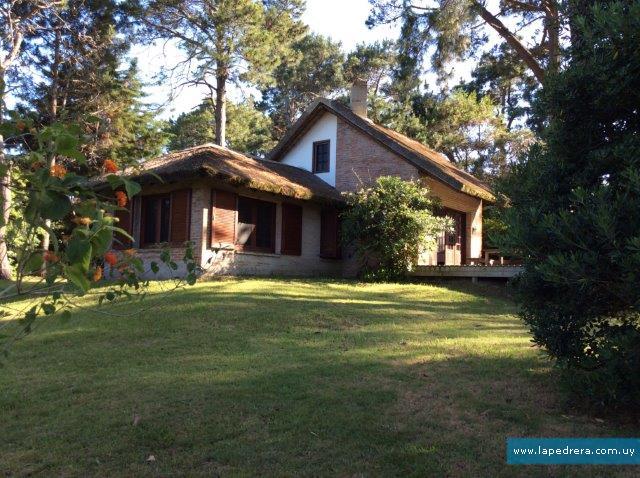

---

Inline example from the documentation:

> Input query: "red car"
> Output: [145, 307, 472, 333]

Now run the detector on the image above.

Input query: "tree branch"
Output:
[474, 2, 545, 83]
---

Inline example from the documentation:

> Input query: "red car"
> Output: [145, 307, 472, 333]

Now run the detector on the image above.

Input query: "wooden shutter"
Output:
[281, 203, 302, 256]
[320, 208, 341, 259]
[212, 190, 237, 246]
[170, 189, 191, 245]
[113, 202, 133, 250]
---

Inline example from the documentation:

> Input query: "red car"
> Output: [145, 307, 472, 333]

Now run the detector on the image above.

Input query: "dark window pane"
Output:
[314, 141, 330, 173]
[160, 197, 171, 243]
[236, 197, 255, 245]
[143, 198, 157, 245]
[255, 202, 274, 249]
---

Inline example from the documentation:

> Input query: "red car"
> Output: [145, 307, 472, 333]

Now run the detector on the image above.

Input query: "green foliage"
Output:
[344, 40, 396, 91]
[482, 203, 508, 249]
[367, 0, 557, 84]
[463, 44, 537, 129]
[167, 98, 274, 156]
[342, 176, 451, 281]
[0, 119, 198, 358]
[375, 90, 534, 180]
[137, 0, 306, 144]
[497, 1, 640, 407]
[166, 100, 216, 151]
[20, 0, 169, 169]
[259, 33, 345, 138]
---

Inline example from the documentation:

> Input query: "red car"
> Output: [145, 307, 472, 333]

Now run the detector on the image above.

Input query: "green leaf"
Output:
[64, 264, 91, 293]
[122, 178, 141, 198]
[23, 253, 44, 275]
[41, 191, 72, 220]
[110, 226, 134, 242]
[66, 237, 92, 273]
[91, 228, 112, 256]
[61, 173, 86, 187]
[63, 149, 86, 164]
[54, 133, 82, 162]
[42, 303, 56, 315]
[106, 175, 121, 190]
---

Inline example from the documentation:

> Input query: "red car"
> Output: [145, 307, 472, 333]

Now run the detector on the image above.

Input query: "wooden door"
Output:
[437, 209, 466, 265]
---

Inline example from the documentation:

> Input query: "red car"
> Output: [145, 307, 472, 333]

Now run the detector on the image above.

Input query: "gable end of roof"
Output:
[268, 99, 495, 202]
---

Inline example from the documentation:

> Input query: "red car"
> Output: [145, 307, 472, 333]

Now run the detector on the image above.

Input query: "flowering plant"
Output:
[0, 119, 197, 358]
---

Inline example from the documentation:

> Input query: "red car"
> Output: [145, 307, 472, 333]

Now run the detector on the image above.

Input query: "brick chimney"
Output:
[350, 79, 368, 118]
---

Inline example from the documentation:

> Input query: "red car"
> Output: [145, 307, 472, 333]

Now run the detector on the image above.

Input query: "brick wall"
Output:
[335, 117, 484, 262]
[335, 118, 419, 192]
[200, 187, 342, 277]
[126, 181, 342, 279]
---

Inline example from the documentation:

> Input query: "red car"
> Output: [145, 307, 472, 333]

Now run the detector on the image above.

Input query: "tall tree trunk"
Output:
[40, 27, 62, 259]
[544, 0, 561, 73]
[0, 70, 13, 279]
[214, 72, 227, 146]
[475, 2, 546, 83]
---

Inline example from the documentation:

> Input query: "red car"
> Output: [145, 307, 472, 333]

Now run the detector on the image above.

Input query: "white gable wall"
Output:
[280, 112, 337, 186]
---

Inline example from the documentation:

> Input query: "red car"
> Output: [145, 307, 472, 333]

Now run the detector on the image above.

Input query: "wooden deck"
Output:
[411, 265, 523, 281]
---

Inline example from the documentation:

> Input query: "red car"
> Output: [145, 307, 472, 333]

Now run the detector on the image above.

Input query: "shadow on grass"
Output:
[1, 279, 635, 477]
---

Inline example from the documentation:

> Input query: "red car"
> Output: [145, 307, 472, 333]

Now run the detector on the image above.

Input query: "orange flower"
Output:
[104, 251, 118, 266]
[43, 251, 59, 263]
[123, 248, 136, 257]
[73, 216, 92, 226]
[115, 190, 128, 207]
[92, 266, 103, 282]
[103, 159, 118, 173]
[50, 164, 67, 178]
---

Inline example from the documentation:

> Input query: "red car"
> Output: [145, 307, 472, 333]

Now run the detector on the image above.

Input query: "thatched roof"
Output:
[129, 144, 343, 203]
[267, 99, 495, 202]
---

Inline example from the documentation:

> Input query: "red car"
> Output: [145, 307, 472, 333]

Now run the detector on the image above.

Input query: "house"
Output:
[112, 83, 494, 278]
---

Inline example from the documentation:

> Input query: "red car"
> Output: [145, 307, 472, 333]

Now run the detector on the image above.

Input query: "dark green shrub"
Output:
[341, 176, 450, 281]
[498, 2, 640, 407]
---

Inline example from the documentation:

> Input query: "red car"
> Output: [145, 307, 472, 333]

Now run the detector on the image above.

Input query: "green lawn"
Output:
[0, 279, 635, 476]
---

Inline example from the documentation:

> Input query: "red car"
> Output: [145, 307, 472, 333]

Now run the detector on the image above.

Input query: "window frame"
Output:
[235, 196, 277, 254]
[140, 194, 172, 248]
[312, 140, 331, 174]
[281, 203, 303, 256]
[320, 208, 341, 259]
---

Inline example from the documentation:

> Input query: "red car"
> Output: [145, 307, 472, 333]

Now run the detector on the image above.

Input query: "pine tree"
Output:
[167, 98, 273, 156]
[21, 0, 168, 170]
[135, 0, 305, 146]
[367, 0, 561, 84]
[259, 33, 345, 138]
[0, 1, 63, 279]
[498, 1, 640, 406]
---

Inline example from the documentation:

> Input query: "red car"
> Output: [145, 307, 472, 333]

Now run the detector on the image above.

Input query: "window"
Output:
[281, 204, 302, 256]
[320, 208, 341, 259]
[236, 196, 276, 253]
[141, 194, 171, 246]
[313, 140, 330, 173]
[140, 190, 191, 247]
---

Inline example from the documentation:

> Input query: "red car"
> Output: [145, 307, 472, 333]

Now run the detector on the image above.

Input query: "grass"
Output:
[0, 278, 636, 477]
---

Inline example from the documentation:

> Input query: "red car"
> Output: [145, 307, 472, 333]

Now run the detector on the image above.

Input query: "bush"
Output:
[497, 2, 640, 407]
[341, 176, 450, 281]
